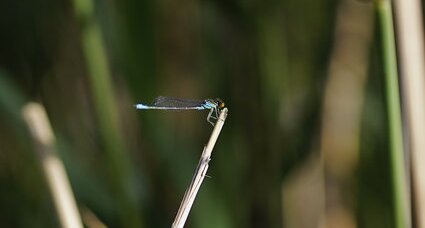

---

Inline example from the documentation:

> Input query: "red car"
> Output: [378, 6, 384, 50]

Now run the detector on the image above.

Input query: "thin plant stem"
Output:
[22, 103, 83, 228]
[172, 108, 228, 228]
[393, 0, 425, 226]
[71, 0, 141, 226]
[376, 1, 411, 227]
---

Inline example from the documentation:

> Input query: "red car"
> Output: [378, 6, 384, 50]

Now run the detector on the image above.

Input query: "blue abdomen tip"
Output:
[134, 104, 148, 109]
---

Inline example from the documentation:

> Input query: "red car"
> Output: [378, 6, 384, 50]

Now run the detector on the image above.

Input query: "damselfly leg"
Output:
[207, 108, 216, 126]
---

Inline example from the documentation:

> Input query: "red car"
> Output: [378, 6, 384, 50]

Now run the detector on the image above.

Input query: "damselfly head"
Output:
[215, 98, 225, 109]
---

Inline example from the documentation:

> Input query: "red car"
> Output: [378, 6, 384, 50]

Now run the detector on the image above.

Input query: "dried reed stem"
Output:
[172, 108, 228, 228]
[22, 103, 83, 228]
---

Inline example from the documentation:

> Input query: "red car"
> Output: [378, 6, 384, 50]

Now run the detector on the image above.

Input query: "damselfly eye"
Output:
[215, 98, 225, 109]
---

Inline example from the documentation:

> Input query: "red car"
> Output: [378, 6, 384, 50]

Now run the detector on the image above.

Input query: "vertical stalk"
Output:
[376, 1, 411, 227]
[173, 108, 228, 228]
[71, 0, 141, 226]
[22, 103, 84, 228]
[393, 0, 425, 226]
[320, 1, 373, 227]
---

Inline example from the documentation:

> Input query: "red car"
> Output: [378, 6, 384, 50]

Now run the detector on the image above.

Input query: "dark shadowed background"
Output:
[0, 0, 401, 227]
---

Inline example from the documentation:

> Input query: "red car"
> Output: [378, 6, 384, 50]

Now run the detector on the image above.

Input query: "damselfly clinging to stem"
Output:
[134, 96, 226, 126]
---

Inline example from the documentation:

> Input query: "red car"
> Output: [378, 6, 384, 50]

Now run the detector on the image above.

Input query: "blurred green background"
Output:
[0, 0, 399, 227]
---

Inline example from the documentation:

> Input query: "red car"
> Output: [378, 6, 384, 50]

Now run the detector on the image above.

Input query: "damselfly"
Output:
[134, 96, 225, 126]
